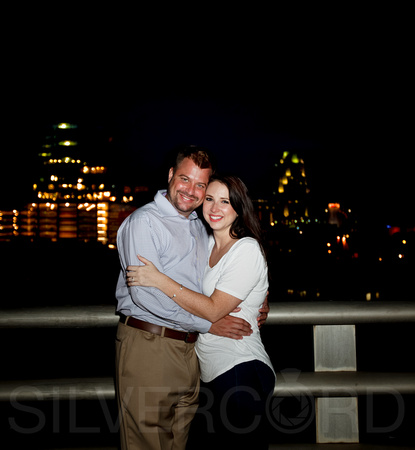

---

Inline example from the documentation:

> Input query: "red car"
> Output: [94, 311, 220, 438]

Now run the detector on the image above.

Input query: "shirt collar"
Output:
[155, 190, 199, 221]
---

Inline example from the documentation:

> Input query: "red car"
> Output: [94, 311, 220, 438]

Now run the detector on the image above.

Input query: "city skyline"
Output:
[0, 23, 408, 236]
[2, 14, 412, 226]
[1, 95, 412, 228]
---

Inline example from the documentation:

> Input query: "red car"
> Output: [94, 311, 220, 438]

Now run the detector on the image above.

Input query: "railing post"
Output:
[314, 324, 359, 443]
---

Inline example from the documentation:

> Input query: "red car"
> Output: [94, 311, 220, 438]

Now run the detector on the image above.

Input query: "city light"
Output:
[2, 133, 413, 273]
[0, 121, 145, 245]
[57, 123, 77, 129]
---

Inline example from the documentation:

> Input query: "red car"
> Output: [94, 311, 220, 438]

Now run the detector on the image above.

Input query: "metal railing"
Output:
[1, 302, 415, 399]
[2, 301, 415, 328]
[1, 302, 415, 443]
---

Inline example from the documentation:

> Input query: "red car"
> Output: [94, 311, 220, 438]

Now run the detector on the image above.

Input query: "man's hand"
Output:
[257, 292, 270, 329]
[209, 314, 252, 340]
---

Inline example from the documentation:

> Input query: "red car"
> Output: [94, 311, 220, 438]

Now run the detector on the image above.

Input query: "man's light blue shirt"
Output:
[116, 190, 212, 333]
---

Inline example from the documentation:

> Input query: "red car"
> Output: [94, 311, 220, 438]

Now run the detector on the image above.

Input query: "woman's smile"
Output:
[203, 181, 238, 232]
[208, 214, 223, 222]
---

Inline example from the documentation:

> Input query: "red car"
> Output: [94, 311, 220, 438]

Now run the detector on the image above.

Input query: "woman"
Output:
[127, 175, 275, 449]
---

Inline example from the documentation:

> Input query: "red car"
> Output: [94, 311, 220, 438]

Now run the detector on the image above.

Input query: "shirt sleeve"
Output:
[117, 213, 212, 333]
[214, 240, 266, 301]
[117, 213, 163, 272]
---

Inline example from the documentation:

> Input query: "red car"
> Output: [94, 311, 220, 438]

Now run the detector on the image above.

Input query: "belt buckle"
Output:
[184, 332, 192, 343]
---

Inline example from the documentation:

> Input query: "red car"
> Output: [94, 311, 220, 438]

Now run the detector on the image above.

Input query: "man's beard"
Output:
[166, 187, 199, 215]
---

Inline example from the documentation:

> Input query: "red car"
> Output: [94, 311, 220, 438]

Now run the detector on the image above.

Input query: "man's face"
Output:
[166, 157, 211, 217]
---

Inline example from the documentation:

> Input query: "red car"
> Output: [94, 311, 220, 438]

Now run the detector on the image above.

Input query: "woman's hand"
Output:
[126, 255, 161, 288]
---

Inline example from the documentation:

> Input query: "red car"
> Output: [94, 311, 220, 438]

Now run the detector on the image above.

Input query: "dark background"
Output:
[1, 5, 414, 448]
[1, 5, 413, 226]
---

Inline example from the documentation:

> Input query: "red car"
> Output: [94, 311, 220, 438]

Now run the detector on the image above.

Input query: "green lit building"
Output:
[0, 123, 144, 245]
[255, 150, 311, 229]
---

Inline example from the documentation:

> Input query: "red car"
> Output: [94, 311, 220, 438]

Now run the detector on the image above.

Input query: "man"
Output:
[115, 146, 267, 450]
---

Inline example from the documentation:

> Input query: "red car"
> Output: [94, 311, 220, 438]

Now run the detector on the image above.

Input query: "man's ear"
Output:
[168, 167, 174, 182]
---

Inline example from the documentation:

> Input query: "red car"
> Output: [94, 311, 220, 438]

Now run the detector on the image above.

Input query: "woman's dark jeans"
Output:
[187, 360, 275, 450]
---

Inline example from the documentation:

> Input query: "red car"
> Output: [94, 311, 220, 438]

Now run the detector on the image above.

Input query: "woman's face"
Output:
[203, 181, 238, 233]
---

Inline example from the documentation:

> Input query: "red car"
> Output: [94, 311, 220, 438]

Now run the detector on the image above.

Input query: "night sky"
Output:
[1, 9, 413, 225]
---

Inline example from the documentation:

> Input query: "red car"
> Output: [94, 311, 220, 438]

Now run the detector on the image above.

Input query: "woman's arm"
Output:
[127, 255, 242, 323]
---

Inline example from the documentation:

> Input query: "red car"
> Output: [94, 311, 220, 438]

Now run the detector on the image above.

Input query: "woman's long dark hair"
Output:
[209, 174, 266, 257]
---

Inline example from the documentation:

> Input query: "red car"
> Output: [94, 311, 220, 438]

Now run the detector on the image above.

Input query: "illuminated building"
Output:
[35, 122, 111, 205]
[0, 122, 146, 245]
[274, 151, 310, 222]
[326, 202, 348, 227]
[256, 151, 311, 229]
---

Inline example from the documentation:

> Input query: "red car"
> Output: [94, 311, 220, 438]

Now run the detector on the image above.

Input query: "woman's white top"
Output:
[196, 236, 275, 383]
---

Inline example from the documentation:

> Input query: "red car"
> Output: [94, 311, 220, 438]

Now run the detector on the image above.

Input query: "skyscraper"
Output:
[273, 150, 310, 223]
[0, 122, 140, 245]
[255, 150, 311, 229]
[31, 122, 114, 241]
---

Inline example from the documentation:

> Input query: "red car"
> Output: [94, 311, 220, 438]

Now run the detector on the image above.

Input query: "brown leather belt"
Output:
[119, 314, 199, 343]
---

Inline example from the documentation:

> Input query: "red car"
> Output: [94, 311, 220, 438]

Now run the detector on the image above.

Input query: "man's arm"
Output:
[257, 292, 270, 329]
[117, 215, 212, 333]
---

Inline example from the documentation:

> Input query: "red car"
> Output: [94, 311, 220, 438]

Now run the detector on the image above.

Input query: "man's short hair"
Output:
[172, 145, 217, 175]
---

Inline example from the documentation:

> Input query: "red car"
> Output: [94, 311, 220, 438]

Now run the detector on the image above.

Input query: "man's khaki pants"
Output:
[115, 321, 200, 450]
